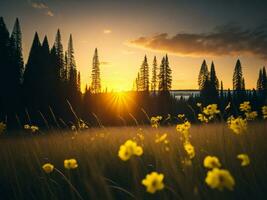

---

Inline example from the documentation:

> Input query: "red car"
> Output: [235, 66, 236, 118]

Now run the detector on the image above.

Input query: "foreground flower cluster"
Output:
[24, 101, 262, 196]
[118, 140, 143, 161]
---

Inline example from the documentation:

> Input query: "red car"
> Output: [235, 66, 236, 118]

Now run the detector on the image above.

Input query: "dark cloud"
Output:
[130, 24, 267, 60]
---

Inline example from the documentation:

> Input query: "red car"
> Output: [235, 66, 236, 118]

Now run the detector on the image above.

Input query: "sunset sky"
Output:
[1, 0, 267, 91]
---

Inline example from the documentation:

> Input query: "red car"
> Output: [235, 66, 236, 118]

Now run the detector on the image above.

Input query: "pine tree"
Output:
[158, 57, 165, 91]
[233, 59, 243, 91]
[54, 29, 65, 82]
[136, 72, 140, 91]
[262, 67, 267, 91]
[151, 56, 157, 92]
[139, 55, 149, 91]
[67, 34, 77, 92]
[198, 60, 209, 90]
[165, 54, 172, 91]
[158, 55, 172, 92]
[0, 17, 11, 97]
[23, 32, 42, 107]
[11, 18, 24, 83]
[208, 61, 219, 100]
[91, 48, 101, 93]
[257, 69, 263, 90]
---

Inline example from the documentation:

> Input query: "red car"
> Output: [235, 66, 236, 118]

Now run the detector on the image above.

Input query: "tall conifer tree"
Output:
[151, 56, 157, 92]
[91, 48, 101, 93]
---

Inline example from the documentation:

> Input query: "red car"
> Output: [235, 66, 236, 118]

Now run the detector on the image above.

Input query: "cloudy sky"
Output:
[1, 0, 267, 91]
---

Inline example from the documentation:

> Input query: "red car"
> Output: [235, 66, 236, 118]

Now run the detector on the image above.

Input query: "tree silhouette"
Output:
[257, 69, 263, 90]
[91, 48, 101, 93]
[11, 18, 24, 83]
[0, 17, 12, 116]
[151, 56, 158, 92]
[209, 61, 219, 101]
[139, 55, 149, 91]
[67, 34, 78, 92]
[198, 60, 209, 90]
[54, 29, 66, 82]
[158, 55, 172, 92]
[233, 59, 243, 91]
[23, 32, 42, 107]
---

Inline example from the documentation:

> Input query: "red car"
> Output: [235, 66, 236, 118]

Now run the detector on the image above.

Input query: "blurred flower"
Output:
[184, 141, 195, 159]
[197, 103, 202, 107]
[155, 133, 167, 143]
[79, 119, 89, 129]
[177, 114, 185, 119]
[240, 101, 251, 112]
[262, 106, 267, 119]
[203, 104, 220, 118]
[176, 121, 191, 141]
[24, 124, 30, 129]
[237, 154, 250, 166]
[24, 124, 39, 133]
[151, 116, 162, 128]
[227, 116, 247, 134]
[118, 140, 143, 161]
[142, 172, 164, 194]
[0, 122, 6, 134]
[205, 168, 235, 191]
[118, 145, 131, 161]
[71, 125, 76, 131]
[31, 126, 39, 133]
[245, 111, 258, 120]
[64, 159, 78, 169]
[204, 156, 221, 169]
[42, 163, 54, 174]
[176, 121, 191, 134]
[198, 114, 208, 123]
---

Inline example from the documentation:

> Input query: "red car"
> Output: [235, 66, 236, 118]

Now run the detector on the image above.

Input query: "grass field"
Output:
[0, 122, 267, 200]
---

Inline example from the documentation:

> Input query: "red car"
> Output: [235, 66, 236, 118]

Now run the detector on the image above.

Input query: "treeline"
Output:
[0, 17, 266, 130]
[195, 59, 267, 117]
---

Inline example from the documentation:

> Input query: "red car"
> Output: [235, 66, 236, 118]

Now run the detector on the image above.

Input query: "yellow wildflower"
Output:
[142, 172, 165, 194]
[176, 121, 191, 133]
[31, 126, 39, 133]
[245, 111, 258, 120]
[237, 154, 250, 166]
[239, 101, 251, 112]
[151, 116, 162, 128]
[203, 156, 221, 169]
[262, 106, 267, 119]
[0, 122, 6, 134]
[118, 140, 143, 161]
[177, 114, 185, 119]
[24, 124, 30, 129]
[118, 145, 132, 161]
[42, 163, 54, 174]
[24, 124, 39, 133]
[198, 113, 208, 123]
[79, 119, 88, 129]
[205, 168, 235, 191]
[64, 159, 78, 169]
[184, 141, 195, 159]
[227, 116, 247, 134]
[203, 104, 220, 117]
[155, 133, 167, 143]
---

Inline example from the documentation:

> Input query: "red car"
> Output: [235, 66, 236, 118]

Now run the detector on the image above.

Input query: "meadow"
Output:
[0, 121, 267, 200]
